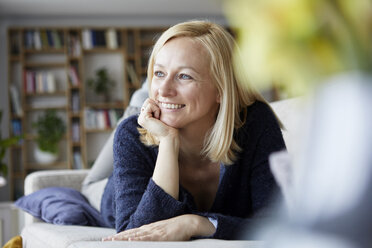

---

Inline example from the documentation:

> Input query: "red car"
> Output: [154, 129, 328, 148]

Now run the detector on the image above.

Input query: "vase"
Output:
[34, 147, 58, 164]
[0, 176, 6, 187]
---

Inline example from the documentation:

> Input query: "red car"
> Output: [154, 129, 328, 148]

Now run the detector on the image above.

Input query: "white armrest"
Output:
[24, 169, 89, 195]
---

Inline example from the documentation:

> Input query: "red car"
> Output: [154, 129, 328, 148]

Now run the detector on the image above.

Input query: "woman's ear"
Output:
[216, 93, 221, 103]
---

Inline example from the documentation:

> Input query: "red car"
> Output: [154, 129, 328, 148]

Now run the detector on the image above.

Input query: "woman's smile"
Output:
[158, 101, 186, 110]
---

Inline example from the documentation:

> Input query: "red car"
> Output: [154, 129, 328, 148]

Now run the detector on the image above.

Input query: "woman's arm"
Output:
[138, 98, 180, 199]
[106, 97, 187, 232]
[152, 135, 180, 199]
[105, 116, 189, 232]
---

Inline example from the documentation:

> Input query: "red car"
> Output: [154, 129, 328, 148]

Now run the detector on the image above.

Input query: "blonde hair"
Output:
[140, 20, 272, 165]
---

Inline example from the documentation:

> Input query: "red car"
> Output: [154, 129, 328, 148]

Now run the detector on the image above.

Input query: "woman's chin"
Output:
[160, 117, 181, 129]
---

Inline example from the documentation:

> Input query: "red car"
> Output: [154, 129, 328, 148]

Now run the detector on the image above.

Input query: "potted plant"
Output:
[0, 110, 21, 186]
[33, 110, 65, 164]
[86, 67, 115, 102]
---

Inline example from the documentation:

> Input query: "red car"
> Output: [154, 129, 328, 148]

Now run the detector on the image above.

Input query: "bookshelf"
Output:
[7, 26, 166, 199]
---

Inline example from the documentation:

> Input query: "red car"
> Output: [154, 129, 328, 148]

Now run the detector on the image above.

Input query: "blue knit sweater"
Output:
[101, 101, 286, 239]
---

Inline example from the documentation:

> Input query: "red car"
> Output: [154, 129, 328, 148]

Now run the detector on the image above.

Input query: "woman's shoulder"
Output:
[237, 100, 281, 139]
[245, 100, 278, 125]
[236, 100, 284, 150]
[114, 114, 140, 141]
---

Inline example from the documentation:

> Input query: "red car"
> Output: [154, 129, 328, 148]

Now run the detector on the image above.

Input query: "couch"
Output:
[19, 95, 306, 248]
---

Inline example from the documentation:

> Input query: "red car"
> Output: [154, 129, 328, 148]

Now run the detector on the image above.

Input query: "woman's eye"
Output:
[154, 71, 165, 77]
[179, 73, 193, 80]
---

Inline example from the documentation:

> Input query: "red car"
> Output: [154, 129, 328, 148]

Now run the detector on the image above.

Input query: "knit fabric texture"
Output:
[101, 101, 286, 239]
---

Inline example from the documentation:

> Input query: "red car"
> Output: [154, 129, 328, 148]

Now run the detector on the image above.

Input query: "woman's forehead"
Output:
[155, 37, 210, 69]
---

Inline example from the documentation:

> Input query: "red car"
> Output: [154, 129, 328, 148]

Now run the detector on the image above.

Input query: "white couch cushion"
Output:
[22, 223, 116, 248]
[68, 239, 263, 248]
[270, 97, 308, 155]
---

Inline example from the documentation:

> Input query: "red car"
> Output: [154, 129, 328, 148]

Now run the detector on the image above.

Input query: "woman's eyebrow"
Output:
[154, 63, 199, 74]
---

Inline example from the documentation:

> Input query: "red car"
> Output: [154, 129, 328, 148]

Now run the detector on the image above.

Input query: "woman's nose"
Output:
[158, 77, 176, 97]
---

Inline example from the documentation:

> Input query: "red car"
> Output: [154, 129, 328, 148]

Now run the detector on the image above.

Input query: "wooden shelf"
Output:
[25, 105, 67, 111]
[141, 40, 156, 47]
[24, 49, 65, 54]
[83, 48, 124, 53]
[7, 26, 166, 200]
[85, 102, 124, 109]
[69, 85, 82, 90]
[10, 144, 23, 149]
[127, 54, 135, 60]
[9, 56, 21, 62]
[71, 142, 82, 147]
[10, 114, 23, 119]
[24, 62, 66, 68]
[85, 128, 114, 133]
[24, 134, 67, 141]
[68, 56, 82, 61]
[69, 112, 82, 118]
[25, 91, 66, 97]
[12, 172, 25, 179]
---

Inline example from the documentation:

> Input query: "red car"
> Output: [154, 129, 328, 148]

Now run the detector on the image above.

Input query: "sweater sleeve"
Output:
[113, 117, 189, 232]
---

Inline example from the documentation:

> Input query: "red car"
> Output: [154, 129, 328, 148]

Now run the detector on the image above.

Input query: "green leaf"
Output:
[33, 110, 65, 154]
[0, 162, 8, 177]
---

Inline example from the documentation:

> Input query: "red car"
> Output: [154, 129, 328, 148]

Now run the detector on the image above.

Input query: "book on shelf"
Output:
[72, 122, 80, 142]
[73, 151, 83, 169]
[84, 108, 122, 130]
[11, 119, 22, 136]
[106, 28, 118, 49]
[67, 34, 81, 57]
[40, 31, 49, 48]
[33, 30, 42, 50]
[82, 29, 120, 49]
[24, 30, 64, 50]
[126, 63, 140, 88]
[24, 30, 34, 50]
[68, 66, 80, 86]
[71, 92, 80, 113]
[24, 71, 57, 94]
[82, 29, 92, 50]
[9, 84, 23, 116]
[51, 31, 62, 49]
[10, 33, 20, 55]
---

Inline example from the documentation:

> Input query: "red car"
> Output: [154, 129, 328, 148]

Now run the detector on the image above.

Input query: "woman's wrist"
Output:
[159, 130, 180, 149]
[188, 214, 216, 238]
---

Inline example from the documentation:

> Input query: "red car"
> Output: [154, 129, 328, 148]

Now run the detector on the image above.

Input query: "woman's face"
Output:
[151, 37, 220, 130]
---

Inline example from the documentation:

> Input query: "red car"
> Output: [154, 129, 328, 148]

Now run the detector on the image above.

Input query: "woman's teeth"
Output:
[161, 103, 184, 109]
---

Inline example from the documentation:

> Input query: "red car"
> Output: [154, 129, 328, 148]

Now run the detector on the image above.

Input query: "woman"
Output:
[101, 20, 285, 241]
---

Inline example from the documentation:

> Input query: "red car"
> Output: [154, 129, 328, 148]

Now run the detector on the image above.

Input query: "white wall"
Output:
[0, 12, 228, 201]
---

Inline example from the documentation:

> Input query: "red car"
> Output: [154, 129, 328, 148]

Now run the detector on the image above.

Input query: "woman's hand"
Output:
[138, 98, 178, 141]
[102, 214, 216, 241]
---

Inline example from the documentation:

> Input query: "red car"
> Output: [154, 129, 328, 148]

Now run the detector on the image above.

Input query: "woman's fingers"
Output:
[102, 215, 200, 242]
[138, 98, 178, 141]
[102, 226, 152, 241]
[138, 98, 160, 126]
